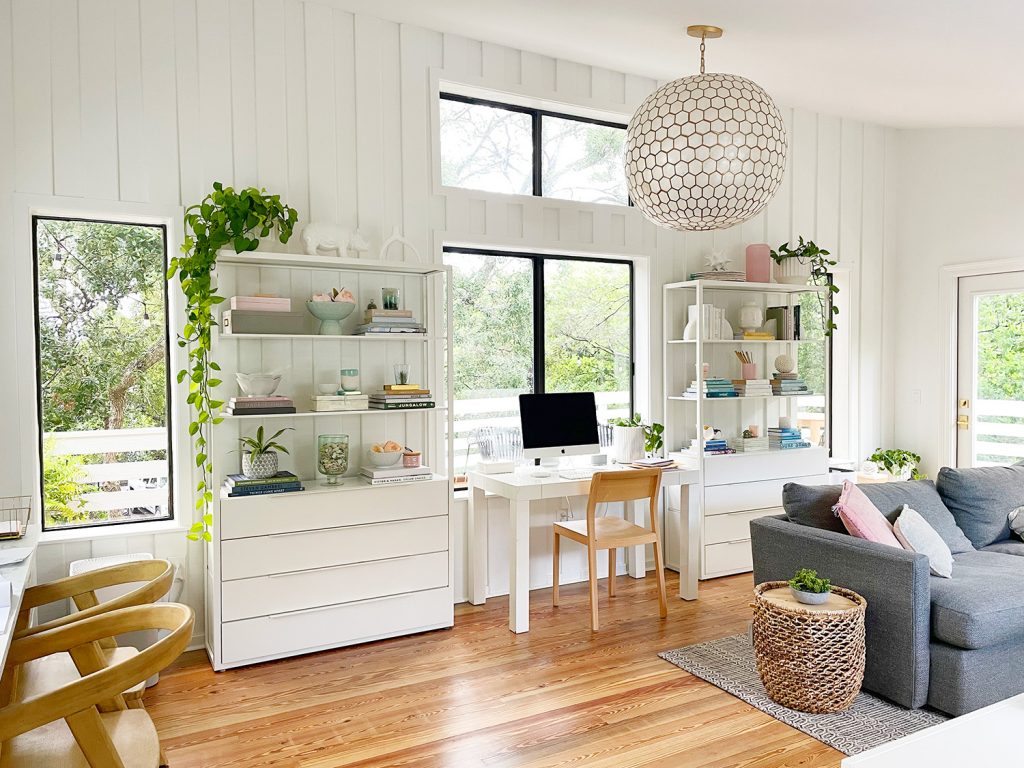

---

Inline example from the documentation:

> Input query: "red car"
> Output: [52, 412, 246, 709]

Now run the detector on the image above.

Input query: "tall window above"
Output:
[34, 217, 172, 531]
[439, 93, 629, 205]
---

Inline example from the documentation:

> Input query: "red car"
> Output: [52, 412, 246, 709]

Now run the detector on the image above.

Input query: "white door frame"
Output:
[938, 256, 1024, 468]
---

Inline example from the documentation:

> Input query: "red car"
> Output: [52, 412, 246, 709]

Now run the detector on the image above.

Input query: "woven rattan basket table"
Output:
[752, 581, 867, 714]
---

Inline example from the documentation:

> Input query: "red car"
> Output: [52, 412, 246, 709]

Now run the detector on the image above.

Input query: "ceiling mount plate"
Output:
[686, 25, 723, 39]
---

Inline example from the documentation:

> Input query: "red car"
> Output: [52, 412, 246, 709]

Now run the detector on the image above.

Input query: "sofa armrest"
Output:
[750, 515, 931, 709]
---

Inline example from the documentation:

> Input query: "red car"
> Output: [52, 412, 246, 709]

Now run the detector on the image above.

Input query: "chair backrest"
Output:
[586, 468, 663, 531]
[0, 603, 194, 756]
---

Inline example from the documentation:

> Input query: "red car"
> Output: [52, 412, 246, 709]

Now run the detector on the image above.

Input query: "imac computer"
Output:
[518, 392, 601, 462]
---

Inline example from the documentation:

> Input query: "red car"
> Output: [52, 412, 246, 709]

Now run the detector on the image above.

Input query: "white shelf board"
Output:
[222, 407, 446, 419]
[218, 332, 433, 342]
[664, 279, 827, 294]
[667, 394, 822, 401]
[216, 250, 446, 275]
[666, 339, 824, 345]
[220, 474, 449, 501]
[670, 446, 826, 460]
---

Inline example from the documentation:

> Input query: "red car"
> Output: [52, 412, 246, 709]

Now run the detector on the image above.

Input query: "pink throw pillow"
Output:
[834, 480, 902, 548]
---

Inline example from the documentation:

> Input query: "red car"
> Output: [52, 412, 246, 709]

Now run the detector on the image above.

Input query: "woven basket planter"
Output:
[752, 581, 867, 714]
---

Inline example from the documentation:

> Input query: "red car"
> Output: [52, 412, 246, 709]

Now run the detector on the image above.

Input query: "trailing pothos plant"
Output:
[770, 236, 840, 336]
[168, 183, 298, 541]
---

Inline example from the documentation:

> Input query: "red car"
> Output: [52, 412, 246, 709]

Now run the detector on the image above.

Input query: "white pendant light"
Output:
[625, 25, 788, 232]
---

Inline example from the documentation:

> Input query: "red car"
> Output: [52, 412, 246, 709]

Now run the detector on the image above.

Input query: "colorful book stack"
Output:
[309, 393, 370, 412]
[768, 427, 811, 450]
[355, 309, 426, 335]
[732, 379, 773, 397]
[683, 377, 738, 399]
[225, 395, 296, 415]
[688, 438, 736, 455]
[368, 384, 435, 410]
[771, 373, 810, 396]
[228, 295, 292, 312]
[765, 305, 802, 340]
[360, 465, 433, 486]
[729, 436, 769, 453]
[224, 471, 304, 497]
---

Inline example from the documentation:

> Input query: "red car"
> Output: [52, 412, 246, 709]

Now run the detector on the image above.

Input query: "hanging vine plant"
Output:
[168, 183, 298, 541]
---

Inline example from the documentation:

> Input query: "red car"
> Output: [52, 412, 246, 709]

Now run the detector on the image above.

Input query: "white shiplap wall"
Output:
[0, 0, 892, 631]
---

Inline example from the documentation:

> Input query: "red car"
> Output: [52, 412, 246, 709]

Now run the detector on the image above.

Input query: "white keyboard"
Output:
[558, 468, 598, 480]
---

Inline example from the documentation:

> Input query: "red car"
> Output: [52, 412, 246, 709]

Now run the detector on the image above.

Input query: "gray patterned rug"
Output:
[659, 634, 948, 756]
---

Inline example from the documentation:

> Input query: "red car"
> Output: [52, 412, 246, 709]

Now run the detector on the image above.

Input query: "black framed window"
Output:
[439, 93, 630, 205]
[33, 216, 173, 531]
[444, 247, 634, 476]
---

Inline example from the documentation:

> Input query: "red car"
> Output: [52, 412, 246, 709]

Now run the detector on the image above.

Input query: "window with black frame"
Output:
[443, 247, 633, 478]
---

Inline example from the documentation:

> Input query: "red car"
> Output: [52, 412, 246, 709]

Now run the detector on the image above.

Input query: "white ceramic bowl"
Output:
[366, 449, 403, 468]
[235, 372, 282, 397]
[317, 383, 340, 395]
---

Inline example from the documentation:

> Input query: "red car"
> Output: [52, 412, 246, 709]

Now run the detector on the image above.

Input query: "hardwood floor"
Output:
[146, 572, 843, 767]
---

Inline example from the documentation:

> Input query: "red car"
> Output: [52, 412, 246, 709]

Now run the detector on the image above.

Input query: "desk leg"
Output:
[509, 498, 531, 633]
[627, 499, 647, 579]
[678, 484, 699, 600]
[468, 485, 487, 605]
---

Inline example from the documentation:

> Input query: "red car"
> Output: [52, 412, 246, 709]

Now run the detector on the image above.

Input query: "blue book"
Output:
[226, 483, 304, 497]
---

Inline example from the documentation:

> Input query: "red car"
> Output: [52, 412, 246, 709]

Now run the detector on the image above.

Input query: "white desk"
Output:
[0, 522, 39, 669]
[842, 693, 1022, 766]
[467, 466, 700, 633]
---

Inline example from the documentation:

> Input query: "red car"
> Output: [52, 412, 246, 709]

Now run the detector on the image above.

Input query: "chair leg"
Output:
[652, 538, 668, 619]
[159, 744, 170, 767]
[587, 544, 599, 631]
[607, 547, 616, 597]
[552, 530, 560, 607]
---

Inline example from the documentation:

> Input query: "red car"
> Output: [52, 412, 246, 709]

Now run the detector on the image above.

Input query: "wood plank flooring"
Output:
[146, 572, 843, 767]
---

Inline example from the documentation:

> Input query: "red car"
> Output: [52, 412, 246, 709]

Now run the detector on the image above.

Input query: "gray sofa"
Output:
[750, 464, 1024, 716]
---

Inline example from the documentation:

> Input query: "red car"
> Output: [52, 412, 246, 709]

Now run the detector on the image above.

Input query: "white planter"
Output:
[242, 451, 278, 479]
[774, 257, 812, 285]
[611, 426, 645, 464]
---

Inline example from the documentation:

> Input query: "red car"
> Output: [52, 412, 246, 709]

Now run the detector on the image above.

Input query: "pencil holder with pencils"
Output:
[735, 350, 758, 380]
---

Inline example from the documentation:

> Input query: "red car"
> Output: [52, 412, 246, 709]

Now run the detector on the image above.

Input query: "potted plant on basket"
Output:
[788, 568, 832, 605]
[238, 426, 293, 479]
[865, 448, 925, 481]
[770, 236, 840, 336]
[608, 414, 664, 463]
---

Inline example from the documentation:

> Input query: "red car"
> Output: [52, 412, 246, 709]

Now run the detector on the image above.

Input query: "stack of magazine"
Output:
[360, 465, 432, 486]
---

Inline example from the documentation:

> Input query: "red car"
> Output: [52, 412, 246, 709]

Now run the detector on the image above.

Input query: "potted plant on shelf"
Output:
[608, 414, 664, 463]
[864, 448, 925, 481]
[238, 426, 293, 479]
[770, 236, 840, 336]
[788, 568, 832, 605]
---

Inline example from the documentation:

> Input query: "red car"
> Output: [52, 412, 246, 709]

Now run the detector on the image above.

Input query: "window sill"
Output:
[39, 518, 187, 546]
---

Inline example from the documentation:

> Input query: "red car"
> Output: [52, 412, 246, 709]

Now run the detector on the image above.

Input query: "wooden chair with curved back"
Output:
[552, 468, 668, 631]
[0, 602, 194, 768]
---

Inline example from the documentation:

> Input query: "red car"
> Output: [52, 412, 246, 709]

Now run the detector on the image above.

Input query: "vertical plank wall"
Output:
[0, 0, 892, 636]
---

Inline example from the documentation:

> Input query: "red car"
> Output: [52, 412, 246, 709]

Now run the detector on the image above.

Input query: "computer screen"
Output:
[518, 392, 600, 459]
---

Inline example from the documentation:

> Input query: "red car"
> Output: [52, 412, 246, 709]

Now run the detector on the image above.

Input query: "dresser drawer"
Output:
[703, 475, 824, 516]
[703, 540, 753, 578]
[221, 587, 453, 665]
[705, 507, 782, 546]
[703, 449, 828, 486]
[220, 515, 448, 581]
[219, 478, 448, 539]
[221, 551, 449, 621]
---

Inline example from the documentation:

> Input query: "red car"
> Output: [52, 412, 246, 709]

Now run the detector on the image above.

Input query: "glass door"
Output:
[956, 271, 1024, 467]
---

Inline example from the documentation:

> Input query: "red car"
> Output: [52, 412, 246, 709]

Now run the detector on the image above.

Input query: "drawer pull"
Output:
[265, 550, 445, 579]
[267, 603, 342, 619]
[266, 516, 445, 539]
[722, 506, 778, 517]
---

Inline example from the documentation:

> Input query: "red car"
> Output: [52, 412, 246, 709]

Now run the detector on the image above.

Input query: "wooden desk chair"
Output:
[0, 603, 193, 768]
[552, 468, 668, 631]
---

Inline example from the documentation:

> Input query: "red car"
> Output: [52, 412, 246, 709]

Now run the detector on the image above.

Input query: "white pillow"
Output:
[1009, 506, 1024, 539]
[894, 504, 954, 578]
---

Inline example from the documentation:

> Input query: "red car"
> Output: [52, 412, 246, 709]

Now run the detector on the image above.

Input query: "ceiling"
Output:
[335, 0, 1024, 127]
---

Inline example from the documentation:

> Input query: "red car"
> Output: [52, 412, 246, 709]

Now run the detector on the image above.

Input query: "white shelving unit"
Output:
[662, 279, 831, 580]
[203, 250, 454, 671]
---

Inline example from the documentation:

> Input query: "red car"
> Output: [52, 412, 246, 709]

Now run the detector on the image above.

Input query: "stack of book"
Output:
[309, 393, 370, 412]
[368, 384, 435, 410]
[771, 373, 810, 396]
[360, 464, 433, 486]
[732, 379, 773, 397]
[355, 309, 426, 335]
[729, 436, 769, 453]
[769, 427, 811, 450]
[687, 438, 736, 455]
[765, 305, 802, 340]
[229, 295, 291, 312]
[683, 378, 738, 399]
[734, 330, 775, 340]
[225, 396, 296, 415]
[224, 471, 303, 497]
[630, 457, 675, 469]
[689, 270, 747, 281]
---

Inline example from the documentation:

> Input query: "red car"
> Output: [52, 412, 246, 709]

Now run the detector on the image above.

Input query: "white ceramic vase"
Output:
[738, 301, 764, 332]
[774, 257, 812, 285]
[242, 451, 278, 479]
[611, 426, 645, 464]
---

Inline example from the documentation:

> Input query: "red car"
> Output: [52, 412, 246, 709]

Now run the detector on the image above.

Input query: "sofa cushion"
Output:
[894, 505, 954, 578]
[782, 483, 844, 533]
[937, 465, 1024, 548]
[929, 550, 1024, 649]
[835, 480, 902, 548]
[982, 539, 1024, 557]
[859, 480, 975, 554]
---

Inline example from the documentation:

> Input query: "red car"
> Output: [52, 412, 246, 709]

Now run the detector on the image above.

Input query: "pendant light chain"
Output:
[699, 32, 706, 74]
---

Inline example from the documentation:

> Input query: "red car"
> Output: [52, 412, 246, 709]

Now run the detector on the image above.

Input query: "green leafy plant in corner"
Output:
[238, 426, 292, 457]
[788, 568, 831, 594]
[868, 448, 925, 480]
[608, 413, 665, 455]
[770, 236, 839, 336]
[167, 183, 298, 542]
[41, 437, 92, 527]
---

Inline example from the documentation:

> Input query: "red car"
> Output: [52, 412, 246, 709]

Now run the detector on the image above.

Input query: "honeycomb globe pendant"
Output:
[626, 27, 788, 232]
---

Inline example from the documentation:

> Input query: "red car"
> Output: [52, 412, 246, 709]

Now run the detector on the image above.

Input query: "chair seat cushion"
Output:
[4, 709, 159, 768]
[18, 647, 144, 702]
[554, 517, 653, 544]
[930, 550, 1024, 649]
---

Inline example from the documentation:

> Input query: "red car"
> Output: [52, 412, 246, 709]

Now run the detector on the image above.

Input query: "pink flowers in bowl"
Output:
[311, 287, 355, 303]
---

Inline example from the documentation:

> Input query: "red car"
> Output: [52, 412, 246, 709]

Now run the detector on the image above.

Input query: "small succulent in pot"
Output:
[788, 568, 832, 605]
[238, 425, 292, 479]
